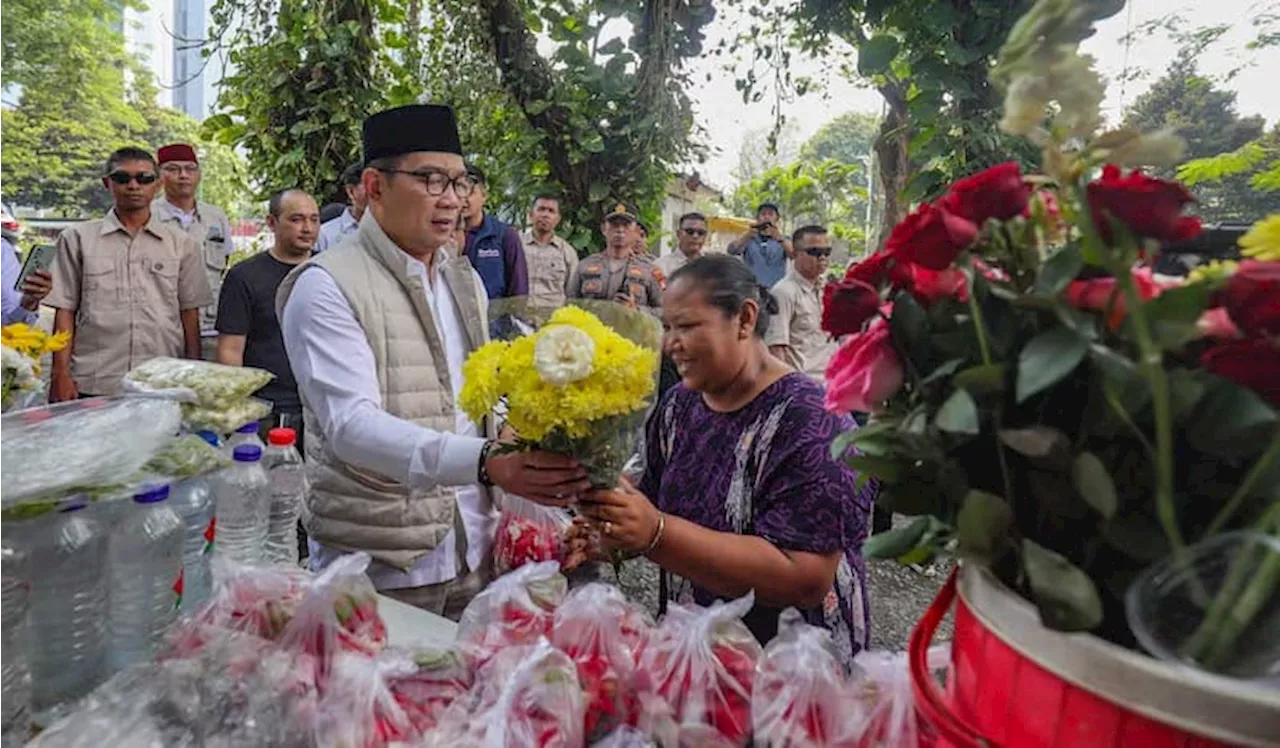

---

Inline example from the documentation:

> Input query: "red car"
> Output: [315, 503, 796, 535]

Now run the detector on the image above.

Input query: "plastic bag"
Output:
[277, 552, 387, 686]
[424, 638, 585, 748]
[166, 559, 312, 655]
[849, 644, 951, 748]
[752, 609, 862, 747]
[181, 397, 272, 434]
[456, 561, 567, 669]
[637, 592, 762, 747]
[550, 583, 655, 740]
[311, 652, 417, 748]
[1, 397, 181, 507]
[140, 433, 232, 479]
[123, 357, 273, 407]
[494, 494, 572, 575]
[593, 726, 657, 748]
[385, 646, 473, 735]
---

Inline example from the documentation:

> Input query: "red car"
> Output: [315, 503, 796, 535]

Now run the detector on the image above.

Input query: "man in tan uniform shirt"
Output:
[521, 193, 578, 309]
[152, 143, 233, 360]
[765, 225, 836, 380]
[568, 203, 662, 312]
[48, 146, 212, 400]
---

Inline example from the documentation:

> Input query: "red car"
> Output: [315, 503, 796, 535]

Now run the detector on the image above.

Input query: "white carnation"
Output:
[533, 325, 596, 386]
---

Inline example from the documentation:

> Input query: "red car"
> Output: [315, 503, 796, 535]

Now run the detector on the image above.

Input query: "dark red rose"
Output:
[1086, 164, 1201, 244]
[1202, 337, 1280, 407]
[884, 202, 978, 270]
[1064, 267, 1163, 331]
[822, 279, 881, 336]
[900, 264, 969, 306]
[844, 251, 892, 286]
[939, 161, 1032, 224]
[1222, 260, 1280, 336]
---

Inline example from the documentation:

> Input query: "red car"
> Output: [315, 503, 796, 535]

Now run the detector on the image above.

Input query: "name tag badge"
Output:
[477, 247, 501, 259]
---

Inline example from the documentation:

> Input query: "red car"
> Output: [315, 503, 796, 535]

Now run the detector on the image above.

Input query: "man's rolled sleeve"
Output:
[764, 284, 794, 347]
[45, 230, 82, 311]
[176, 234, 214, 309]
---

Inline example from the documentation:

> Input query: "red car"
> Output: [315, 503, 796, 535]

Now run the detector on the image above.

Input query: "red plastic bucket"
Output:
[910, 568, 1276, 747]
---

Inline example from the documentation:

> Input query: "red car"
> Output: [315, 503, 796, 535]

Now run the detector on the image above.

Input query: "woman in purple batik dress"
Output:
[576, 254, 874, 667]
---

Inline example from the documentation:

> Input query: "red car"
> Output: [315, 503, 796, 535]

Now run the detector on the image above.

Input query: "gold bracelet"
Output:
[642, 512, 666, 556]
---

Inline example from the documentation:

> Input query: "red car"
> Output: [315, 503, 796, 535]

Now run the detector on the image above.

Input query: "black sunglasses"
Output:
[681, 228, 708, 236]
[803, 247, 833, 258]
[108, 171, 158, 185]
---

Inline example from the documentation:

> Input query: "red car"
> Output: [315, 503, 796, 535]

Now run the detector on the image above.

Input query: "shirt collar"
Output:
[788, 267, 821, 293]
[340, 207, 358, 228]
[157, 196, 202, 221]
[522, 229, 561, 248]
[101, 208, 166, 239]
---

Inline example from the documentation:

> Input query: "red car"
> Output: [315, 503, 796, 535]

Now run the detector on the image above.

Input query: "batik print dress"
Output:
[637, 372, 874, 669]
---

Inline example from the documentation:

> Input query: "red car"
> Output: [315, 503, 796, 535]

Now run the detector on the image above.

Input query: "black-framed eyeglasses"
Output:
[378, 168, 475, 198]
[107, 171, 158, 185]
[803, 247, 833, 258]
[681, 228, 707, 236]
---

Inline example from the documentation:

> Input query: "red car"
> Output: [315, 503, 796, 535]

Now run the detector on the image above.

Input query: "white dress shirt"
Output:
[313, 207, 359, 254]
[281, 250, 496, 590]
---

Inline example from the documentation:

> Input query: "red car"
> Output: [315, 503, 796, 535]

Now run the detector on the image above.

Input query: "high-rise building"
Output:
[123, 0, 224, 119]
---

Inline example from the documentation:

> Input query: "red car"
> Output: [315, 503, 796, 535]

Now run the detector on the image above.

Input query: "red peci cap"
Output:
[157, 143, 198, 165]
[267, 427, 297, 446]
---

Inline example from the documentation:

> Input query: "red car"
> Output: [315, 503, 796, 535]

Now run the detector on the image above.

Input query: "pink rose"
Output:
[1064, 267, 1163, 330]
[1196, 307, 1241, 340]
[824, 322, 905, 414]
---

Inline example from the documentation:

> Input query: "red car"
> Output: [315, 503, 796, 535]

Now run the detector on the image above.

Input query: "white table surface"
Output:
[377, 593, 459, 649]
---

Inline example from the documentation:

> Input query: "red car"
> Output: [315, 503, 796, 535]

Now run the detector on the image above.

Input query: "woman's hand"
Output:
[562, 517, 607, 571]
[576, 476, 662, 554]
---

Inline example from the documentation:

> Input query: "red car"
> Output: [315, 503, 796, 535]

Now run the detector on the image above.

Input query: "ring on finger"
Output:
[603, 521, 614, 537]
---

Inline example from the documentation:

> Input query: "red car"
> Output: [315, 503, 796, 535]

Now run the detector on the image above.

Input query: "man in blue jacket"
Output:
[462, 164, 529, 298]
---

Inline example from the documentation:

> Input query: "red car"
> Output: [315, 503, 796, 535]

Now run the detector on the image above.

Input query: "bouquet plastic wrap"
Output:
[849, 645, 951, 748]
[2, 323, 68, 412]
[456, 561, 567, 669]
[494, 494, 571, 575]
[31, 629, 318, 748]
[752, 609, 862, 747]
[425, 638, 585, 748]
[637, 592, 761, 747]
[277, 553, 387, 685]
[310, 653, 417, 748]
[122, 357, 273, 406]
[385, 646, 473, 735]
[1, 397, 181, 508]
[550, 583, 655, 740]
[465, 299, 661, 488]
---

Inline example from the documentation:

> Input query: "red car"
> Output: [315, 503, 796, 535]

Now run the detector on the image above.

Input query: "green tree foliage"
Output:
[798, 111, 879, 166]
[730, 159, 867, 246]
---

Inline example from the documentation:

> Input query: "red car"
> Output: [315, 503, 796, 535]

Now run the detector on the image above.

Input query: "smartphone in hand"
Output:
[14, 244, 55, 290]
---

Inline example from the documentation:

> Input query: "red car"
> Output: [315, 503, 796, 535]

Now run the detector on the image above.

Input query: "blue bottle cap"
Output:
[196, 430, 221, 448]
[232, 444, 263, 462]
[133, 484, 171, 504]
[236, 422, 259, 434]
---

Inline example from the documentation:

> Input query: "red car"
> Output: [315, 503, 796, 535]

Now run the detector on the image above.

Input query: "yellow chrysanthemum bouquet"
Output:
[2, 322, 69, 411]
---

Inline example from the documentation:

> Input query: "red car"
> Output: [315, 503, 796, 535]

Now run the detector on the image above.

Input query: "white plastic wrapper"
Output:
[849, 644, 952, 748]
[1, 397, 181, 507]
[122, 357, 273, 407]
[181, 397, 272, 435]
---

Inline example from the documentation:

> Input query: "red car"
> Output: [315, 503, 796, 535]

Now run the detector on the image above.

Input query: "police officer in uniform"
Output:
[568, 203, 662, 312]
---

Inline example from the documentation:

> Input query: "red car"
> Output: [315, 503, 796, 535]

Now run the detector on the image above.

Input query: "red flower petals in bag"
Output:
[494, 496, 571, 575]
[752, 609, 861, 747]
[457, 561, 568, 669]
[385, 646, 473, 735]
[277, 552, 387, 687]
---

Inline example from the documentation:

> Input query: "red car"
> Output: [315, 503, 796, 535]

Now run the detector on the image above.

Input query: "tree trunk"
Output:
[872, 83, 910, 250]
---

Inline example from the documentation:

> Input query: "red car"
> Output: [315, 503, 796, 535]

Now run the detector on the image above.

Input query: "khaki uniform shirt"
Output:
[153, 197, 232, 336]
[567, 252, 663, 310]
[521, 230, 578, 309]
[765, 269, 835, 379]
[47, 210, 212, 395]
[654, 250, 699, 283]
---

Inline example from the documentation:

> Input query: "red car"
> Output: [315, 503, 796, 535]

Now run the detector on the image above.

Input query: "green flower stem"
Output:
[1206, 430, 1280, 537]
[964, 263, 993, 366]
[1205, 535, 1280, 670]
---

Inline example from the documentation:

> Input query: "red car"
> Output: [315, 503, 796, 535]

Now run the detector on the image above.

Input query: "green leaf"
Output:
[953, 363, 1007, 395]
[863, 516, 930, 559]
[956, 490, 1013, 561]
[1021, 539, 1104, 631]
[920, 358, 964, 386]
[1035, 244, 1083, 295]
[830, 420, 896, 460]
[1053, 303, 1099, 341]
[999, 426, 1071, 470]
[935, 389, 980, 434]
[1143, 283, 1213, 349]
[1167, 368, 1208, 421]
[858, 35, 900, 76]
[588, 182, 609, 202]
[844, 454, 904, 481]
[888, 291, 928, 365]
[1188, 375, 1280, 458]
[525, 100, 552, 116]
[1016, 328, 1088, 402]
[1071, 452, 1118, 519]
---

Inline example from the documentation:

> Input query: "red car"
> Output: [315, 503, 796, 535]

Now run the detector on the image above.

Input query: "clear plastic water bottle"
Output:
[169, 477, 215, 613]
[262, 427, 306, 566]
[1, 533, 31, 746]
[107, 485, 184, 671]
[28, 499, 109, 713]
[213, 445, 270, 565]
[224, 422, 264, 456]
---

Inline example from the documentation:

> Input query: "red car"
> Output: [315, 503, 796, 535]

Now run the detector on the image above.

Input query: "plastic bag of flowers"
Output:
[493, 493, 573, 575]
[122, 356, 273, 407]
[309, 652, 418, 748]
[752, 608, 863, 747]
[455, 560, 568, 670]
[276, 552, 387, 688]
[383, 645, 474, 735]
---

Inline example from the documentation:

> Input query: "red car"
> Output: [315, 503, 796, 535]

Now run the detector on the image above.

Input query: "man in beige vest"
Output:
[278, 105, 589, 618]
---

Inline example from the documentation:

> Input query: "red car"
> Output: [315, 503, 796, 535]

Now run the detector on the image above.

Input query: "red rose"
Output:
[1222, 260, 1280, 336]
[824, 321, 904, 414]
[1065, 268, 1163, 330]
[822, 279, 881, 336]
[899, 263, 969, 306]
[1202, 337, 1280, 407]
[884, 202, 978, 270]
[844, 251, 892, 286]
[1086, 164, 1201, 244]
[939, 161, 1032, 224]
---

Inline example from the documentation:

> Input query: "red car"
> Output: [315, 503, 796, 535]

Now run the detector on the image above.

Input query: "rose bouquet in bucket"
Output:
[820, 0, 1280, 680]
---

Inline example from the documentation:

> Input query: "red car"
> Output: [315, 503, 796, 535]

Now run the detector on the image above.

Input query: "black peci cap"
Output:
[362, 104, 463, 165]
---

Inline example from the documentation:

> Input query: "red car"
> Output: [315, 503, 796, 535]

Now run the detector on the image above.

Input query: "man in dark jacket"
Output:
[462, 164, 528, 298]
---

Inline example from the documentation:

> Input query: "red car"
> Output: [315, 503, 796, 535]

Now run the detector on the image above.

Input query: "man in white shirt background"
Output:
[655, 211, 709, 280]
[314, 164, 367, 253]
[278, 104, 589, 618]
